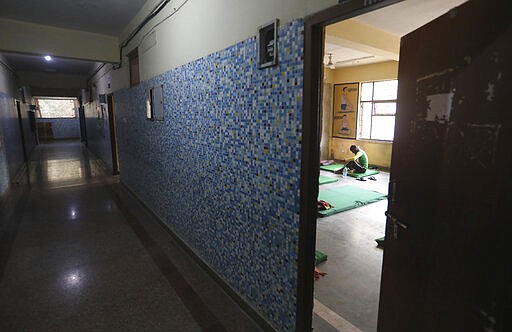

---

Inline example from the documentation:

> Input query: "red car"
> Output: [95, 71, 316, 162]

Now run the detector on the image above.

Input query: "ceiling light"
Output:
[44, 55, 52, 61]
[326, 53, 335, 70]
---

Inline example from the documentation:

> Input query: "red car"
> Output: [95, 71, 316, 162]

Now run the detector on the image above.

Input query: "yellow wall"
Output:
[327, 60, 398, 83]
[324, 60, 398, 168]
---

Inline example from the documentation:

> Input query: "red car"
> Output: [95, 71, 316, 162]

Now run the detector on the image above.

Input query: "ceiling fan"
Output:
[325, 53, 336, 69]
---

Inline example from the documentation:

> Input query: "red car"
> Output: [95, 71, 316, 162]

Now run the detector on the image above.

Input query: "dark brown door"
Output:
[378, 1, 512, 331]
[15, 100, 28, 163]
[107, 94, 120, 175]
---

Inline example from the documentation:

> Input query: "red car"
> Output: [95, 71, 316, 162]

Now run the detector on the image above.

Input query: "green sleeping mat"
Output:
[348, 169, 380, 178]
[375, 236, 385, 248]
[319, 175, 337, 185]
[320, 163, 344, 172]
[315, 250, 328, 265]
[317, 185, 387, 217]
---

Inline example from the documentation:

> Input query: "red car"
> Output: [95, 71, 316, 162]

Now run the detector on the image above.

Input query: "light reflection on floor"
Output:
[28, 141, 110, 189]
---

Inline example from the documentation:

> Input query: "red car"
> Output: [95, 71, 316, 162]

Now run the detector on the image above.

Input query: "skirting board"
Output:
[119, 181, 278, 332]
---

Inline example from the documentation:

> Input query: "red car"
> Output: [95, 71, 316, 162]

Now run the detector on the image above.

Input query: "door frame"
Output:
[297, 0, 402, 330]
[107, 93, 120, 175]
[15, 100, 28, 163]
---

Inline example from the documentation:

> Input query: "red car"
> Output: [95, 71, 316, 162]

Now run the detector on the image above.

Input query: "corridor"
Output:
[0, 141, 261, 331]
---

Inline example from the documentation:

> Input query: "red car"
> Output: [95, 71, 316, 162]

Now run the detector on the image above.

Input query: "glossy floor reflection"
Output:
[0, 141, 261, 332]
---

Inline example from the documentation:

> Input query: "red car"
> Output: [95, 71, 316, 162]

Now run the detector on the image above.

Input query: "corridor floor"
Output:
[0, 142, 261, 331]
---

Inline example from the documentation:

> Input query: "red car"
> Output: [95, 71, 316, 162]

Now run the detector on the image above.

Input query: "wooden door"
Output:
[378, 1, 512, 331]
[107, 94, 120, 175]
[15, 101, 28, 162]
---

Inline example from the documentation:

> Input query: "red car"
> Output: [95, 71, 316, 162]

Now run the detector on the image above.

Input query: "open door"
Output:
[378, 1, 512, 331]
[107, 94, 120, 175]
[15, 100, 28, 163]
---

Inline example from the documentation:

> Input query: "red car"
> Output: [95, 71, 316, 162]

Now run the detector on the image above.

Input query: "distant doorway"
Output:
[107, 94, 120, 175]
[15, 100, 28, 163]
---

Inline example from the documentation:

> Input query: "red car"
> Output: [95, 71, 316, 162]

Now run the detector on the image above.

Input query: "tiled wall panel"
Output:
[0, 92, 26, 196]
[114, 20, 304, 330]
[38, 118, 80, 139]
[84, 102, 113, 171]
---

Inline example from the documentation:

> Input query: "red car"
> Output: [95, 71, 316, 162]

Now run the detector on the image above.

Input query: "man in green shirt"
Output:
[335, 145, 368, 174]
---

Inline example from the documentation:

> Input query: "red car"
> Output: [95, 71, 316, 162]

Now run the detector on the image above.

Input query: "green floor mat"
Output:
[375, 236, 385, 248]
[318, 185, 387, 217]
[315, 250, 328, 265]
[347, 169, 380, 178]
[320, 163, 344, 172]
[319, 175, 337, 185]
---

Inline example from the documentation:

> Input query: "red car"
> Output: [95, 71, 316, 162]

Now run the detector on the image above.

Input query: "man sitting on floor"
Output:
[335, 145, 368, 174]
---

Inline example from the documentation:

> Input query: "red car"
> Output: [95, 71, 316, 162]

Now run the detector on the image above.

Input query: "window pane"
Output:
[358, 102, 372, 139]
[371, 115, 395, 141]
[360, 82, 373, 101]
[373, 80, 398, 100]
[37, 98, 76, 118]
[373, 102, 396, 115]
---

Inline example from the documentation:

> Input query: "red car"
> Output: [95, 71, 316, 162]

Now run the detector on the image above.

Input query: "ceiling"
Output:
[0, 0, 147, 76]
[355, 0, 468, 37]
[0, 0, 147, 36]
[1, 52, 102, 76]
[325, 0, 468, 69]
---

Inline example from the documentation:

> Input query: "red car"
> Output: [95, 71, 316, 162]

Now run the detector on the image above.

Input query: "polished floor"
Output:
[0, 142, 261, 331]
[312, 169, 389, 332]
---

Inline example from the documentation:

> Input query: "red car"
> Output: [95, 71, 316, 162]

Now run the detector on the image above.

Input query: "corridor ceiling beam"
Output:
[0, 19, 119, 63]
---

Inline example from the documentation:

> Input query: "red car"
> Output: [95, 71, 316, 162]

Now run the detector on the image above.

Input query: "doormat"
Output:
[317, 185, 387, 217]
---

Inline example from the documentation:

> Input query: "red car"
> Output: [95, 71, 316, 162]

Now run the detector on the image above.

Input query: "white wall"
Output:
[0, 55, 18, 95]
[87, 63, 130, 100]
[118, 0, 336, 82]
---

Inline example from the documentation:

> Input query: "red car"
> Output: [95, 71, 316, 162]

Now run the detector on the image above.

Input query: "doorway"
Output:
[107, 93, 120, 175]
[15, 100, 28, 163]
[298, 0, 473, 331]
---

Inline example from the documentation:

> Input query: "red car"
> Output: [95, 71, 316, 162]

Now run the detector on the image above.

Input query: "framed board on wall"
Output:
[332, 82, 359, 139]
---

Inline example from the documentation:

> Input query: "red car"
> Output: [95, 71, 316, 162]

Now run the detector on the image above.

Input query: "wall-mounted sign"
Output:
[146, 85, 164, 121]
[258, 19, 278, 69]
[332, 82, 359, 139]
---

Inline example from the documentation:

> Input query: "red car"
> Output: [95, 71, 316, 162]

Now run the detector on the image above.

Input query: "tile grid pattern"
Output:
[84, 103, 113, 171]
[38, 119, 80, 139]
[114, 19, 304, 330]
[0, 92, 21, 196]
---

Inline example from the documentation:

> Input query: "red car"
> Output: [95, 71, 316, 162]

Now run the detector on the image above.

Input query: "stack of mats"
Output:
[317, 185, 387, 217]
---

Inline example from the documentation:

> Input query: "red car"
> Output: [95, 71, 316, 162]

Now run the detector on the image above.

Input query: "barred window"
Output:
[358, 80, 398, 141]
[36, 98, 77, 118]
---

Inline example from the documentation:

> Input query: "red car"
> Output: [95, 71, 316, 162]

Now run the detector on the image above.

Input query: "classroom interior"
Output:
[312, 1, 467, 331]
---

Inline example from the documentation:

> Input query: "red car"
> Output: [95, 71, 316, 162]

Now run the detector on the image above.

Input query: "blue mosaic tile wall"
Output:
[0, 92, 31, 196]
[39, 118, 80, 139]
[0, 92, 12, 196]
[84, 103, 113, 171]
[114, 20, 304, 330]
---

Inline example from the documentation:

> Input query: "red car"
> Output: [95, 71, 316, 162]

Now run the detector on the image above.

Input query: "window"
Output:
[36, 98, 77, 118]
[358, 80, 398, 141]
